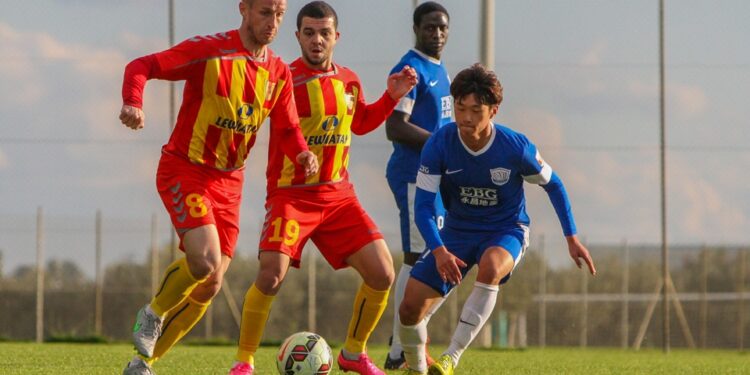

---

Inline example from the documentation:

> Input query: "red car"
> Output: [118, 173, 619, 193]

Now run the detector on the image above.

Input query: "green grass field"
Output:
[0, 342, 748, 374]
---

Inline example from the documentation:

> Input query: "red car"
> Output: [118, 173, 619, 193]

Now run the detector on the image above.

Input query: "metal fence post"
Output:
[95, 210, 103, 336]
[36, 206, 45, 343]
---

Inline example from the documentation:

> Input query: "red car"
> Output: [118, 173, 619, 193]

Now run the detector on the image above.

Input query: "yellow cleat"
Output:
[427, 354, 454, 375]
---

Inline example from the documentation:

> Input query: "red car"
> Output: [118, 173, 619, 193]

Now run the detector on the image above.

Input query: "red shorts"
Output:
[258, 187, 383, 269]
[156, 152, 243, 257]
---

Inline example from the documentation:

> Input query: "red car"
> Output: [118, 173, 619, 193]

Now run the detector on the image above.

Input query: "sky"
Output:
[0, 0, 749, 276]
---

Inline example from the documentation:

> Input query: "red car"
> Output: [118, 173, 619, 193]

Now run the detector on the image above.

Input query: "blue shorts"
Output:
[410, 225, 529, 296]
[387, 178, 445, 254]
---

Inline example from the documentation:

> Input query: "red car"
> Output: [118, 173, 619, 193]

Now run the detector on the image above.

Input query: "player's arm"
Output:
[521, 145, 596, 275]
[350, 66, 417, 135]
[414, 137, 466, 284]
[385, 112, 432, 150]
[120, 38, 202, 130]
[270, 68, 318, 176]
[384, 67, 432, 149]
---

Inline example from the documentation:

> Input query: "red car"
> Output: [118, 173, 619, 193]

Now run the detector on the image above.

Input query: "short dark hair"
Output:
[297, 1, 338, 30]
[413, 1, 449, 26]
[450, 63, 503, 106]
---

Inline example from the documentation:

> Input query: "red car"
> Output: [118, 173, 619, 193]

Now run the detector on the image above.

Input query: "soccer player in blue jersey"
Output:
[398, 64, 597, 375]
[384, 2, 452, 369]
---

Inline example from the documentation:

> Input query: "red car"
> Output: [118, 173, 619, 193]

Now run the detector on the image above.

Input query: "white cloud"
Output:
[626, 80, 708, 118]
[580, 40, 607, 66]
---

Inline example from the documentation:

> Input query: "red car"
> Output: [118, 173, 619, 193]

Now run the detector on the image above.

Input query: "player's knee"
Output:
[192, 277, 222, 301]
[255, 269, 285, 295]
[187, 255, 220, 279]
[477, 269, 507, 286]
[364, 267, 394, 291]
[399, 300, 422, 326]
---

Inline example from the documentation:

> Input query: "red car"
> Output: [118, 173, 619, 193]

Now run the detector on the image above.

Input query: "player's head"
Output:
[451, 63, 503, 134]
[295, 1, 340, 70]
[239, 0, 287, 47]
[413, 1, 450, 59]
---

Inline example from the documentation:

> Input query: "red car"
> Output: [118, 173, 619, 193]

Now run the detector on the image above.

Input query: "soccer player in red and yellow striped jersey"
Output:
[119, 1, 317, 374]
[230, 2, 416, 375]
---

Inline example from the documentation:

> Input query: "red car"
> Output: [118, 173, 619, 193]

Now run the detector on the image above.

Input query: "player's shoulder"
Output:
[494, 123, 532, 149]
[392, 50, 426, 72]
[334, 63, 361, 83]
[183, 30, 236, 48]
[431, 122, 458, 142]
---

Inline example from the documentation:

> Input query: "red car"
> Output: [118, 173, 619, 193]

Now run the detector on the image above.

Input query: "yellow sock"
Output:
[344, 283, 390, 354]
[150, 257, 204, 317]
[236, 283, 275, 365]
[146, 296, 210, 365]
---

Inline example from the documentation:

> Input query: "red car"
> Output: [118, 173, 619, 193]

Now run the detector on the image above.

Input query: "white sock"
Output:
[389, 264, 412, 358]
[399, 320, 428, 372]
[445, 282, 499, 366]
[423, 291, 448, 324]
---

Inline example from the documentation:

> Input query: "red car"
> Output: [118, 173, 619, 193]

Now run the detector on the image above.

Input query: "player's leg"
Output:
[233, 251, 291, 368]
[435, 228, 527, 373]
[343, 239, 394, 355]
[308, 195, 392, 374]
[130, 225, 220, 358]
[147, 254, 232, 365]
[398, 277, 444, 374]
[232, 193, 313, 374]
[386, 180, 424, 368]
[147, 164, 242, 365]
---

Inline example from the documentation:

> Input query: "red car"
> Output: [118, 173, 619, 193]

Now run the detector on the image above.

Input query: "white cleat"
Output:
[131, 305, 163, 358]
[122, 356, 155, 375]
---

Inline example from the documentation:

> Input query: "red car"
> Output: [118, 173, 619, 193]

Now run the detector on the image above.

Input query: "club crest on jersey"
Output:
[322, 116, 339, 131]
[490, 167, 511, 186]
[237, 104, 253, 119]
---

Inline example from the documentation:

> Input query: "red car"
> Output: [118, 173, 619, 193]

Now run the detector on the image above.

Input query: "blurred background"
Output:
[0, 0, 748, 349]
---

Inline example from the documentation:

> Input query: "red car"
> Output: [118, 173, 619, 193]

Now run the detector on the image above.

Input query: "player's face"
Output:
[414, 11, 449, 59]
[240, 0, 286, 46]
[454, 94, 498, 138]
[296, 16, 339, 70]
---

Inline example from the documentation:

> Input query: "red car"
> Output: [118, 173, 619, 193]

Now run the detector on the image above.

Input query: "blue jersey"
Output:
[386, 49, 452, 183]
[414, 123, 577, 251]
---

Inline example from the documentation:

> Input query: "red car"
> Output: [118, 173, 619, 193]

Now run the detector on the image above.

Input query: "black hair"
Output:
[450, 63, 504, 106]
[413, 1, 449, 26]
[297, 1, 338, 30]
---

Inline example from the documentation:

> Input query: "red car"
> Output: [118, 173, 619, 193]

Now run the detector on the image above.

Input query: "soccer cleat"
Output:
[384, 351, 407, 370]
[228, 361, 254, 375]
[132, 305, 163, 358]
[337, 351, 386, 375]
[122, 356, 155, 375]
[427, 355, 454, 375]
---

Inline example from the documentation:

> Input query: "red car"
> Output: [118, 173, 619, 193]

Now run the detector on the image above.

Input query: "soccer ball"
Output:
[276, 331, 333, 375]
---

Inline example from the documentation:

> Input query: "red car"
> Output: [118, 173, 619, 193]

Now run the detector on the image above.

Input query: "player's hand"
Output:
[119, 104, 145, 130]
[296, 150, 319, 177]
[432, 246, 467, 285]
[566, 235, 596, 275]
[386, 65, 418, 100]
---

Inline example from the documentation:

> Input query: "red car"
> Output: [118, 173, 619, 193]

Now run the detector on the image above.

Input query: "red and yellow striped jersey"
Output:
[266, 59, 397, 192]
[122, 30, 307, 171]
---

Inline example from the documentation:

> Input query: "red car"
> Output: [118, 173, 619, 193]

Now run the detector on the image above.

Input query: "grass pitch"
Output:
[0, 342, 748, 374]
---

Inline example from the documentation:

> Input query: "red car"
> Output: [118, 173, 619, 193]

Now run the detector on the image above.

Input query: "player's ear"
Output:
[489, 104, 499, 118]
[335, 31, 340, 41]
[295, 30, 300, 42]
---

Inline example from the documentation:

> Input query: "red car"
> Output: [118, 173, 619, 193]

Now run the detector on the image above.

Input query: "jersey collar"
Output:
[411, 48, 441, 65]
[458, 124, 496, 156]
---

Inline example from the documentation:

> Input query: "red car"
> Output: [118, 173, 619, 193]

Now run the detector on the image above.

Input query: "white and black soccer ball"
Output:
[276, 331, 333, 375]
